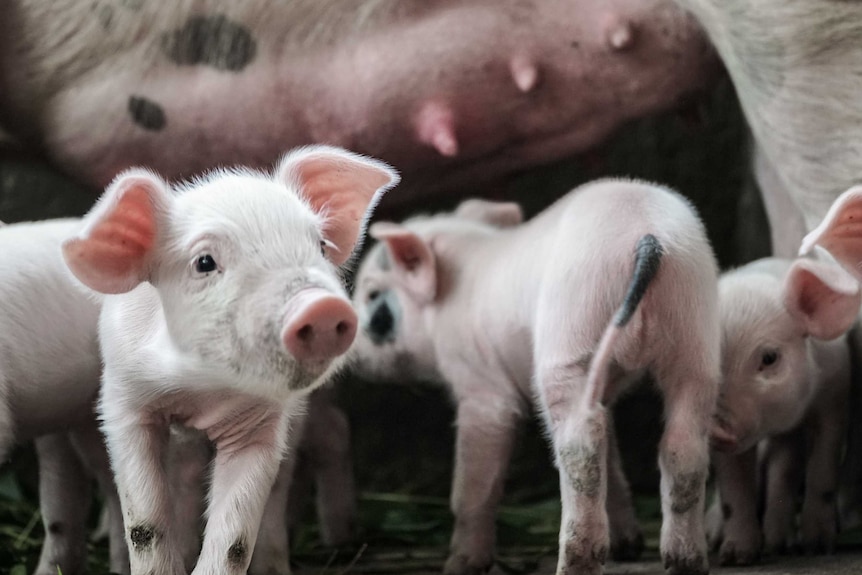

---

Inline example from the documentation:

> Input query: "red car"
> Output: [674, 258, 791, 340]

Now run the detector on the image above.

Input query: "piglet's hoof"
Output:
[800, 506, 838, 555]
[762, 537, 798, 557]
[559, 540, 607, 575]
[443, 553, 493, 575]
[800, 533, 837, 556]
[718, 539, 759, 566]
[663, 551, 708, 575]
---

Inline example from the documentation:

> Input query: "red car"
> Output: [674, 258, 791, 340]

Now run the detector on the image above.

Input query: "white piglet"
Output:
[0, 218, 127, 575]
[352, 180, 721, 575]
[62, 146, 398, 575]
[708, 257, 859, 564]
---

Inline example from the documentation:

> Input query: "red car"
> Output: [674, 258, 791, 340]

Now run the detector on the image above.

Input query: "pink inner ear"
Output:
[382, 234, 426, 272]
[370, 225, 437, 304]
[288, 150, 397, 266]
[63, 181, 158, 294]
[802, 187, 862, 281]
[785, 260, 861, 340]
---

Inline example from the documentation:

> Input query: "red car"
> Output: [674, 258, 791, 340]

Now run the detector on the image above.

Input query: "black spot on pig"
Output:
[615, 234, 663, 327]
[670, 471, 703, 514]
[368, 300, 394, 342]
[365, 290, 400, 344]
[47, 522, 63, 535]
[128, 96, 166, 131]
[227, 538, 247, 565]
[129, 524, 157, 550]
[161, 15, 257, 71]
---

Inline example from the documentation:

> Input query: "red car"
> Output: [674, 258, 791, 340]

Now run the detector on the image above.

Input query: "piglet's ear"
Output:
[783, 259, 861, 340]
[63, 169, 170, 294]
[278, 145, 399, 266]
[800, 185, 862, 281]
[455, 198, 524, 228]
[369, 222, 436, 305]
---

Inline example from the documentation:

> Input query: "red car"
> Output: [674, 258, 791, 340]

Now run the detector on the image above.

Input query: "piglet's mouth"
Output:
[709, 421, 739, 453]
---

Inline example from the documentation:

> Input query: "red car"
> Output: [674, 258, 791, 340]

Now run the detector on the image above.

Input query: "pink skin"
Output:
[707, 257, 858, 565]
[0, 1, 717, 204]
[282, 289, 358, 362]
[61, 145, 396, 575]
[352, 183, 720, 575]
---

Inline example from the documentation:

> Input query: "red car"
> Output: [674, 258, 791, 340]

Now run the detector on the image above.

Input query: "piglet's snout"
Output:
[282, 288, 357, 362]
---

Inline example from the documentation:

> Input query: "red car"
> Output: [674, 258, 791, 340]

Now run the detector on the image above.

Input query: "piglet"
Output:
[708, 257, 859, 564]
[800, 185, 862, 531]
[0, 218, 127, 575]
[351, 181, 721, 575]
[62, 145, 398, 575]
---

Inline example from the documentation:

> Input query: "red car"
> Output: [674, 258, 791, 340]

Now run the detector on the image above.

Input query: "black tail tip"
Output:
[614, 234, 664, 327]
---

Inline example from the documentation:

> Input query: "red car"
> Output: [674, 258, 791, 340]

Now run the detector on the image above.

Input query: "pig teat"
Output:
[282, 288, 358, 362]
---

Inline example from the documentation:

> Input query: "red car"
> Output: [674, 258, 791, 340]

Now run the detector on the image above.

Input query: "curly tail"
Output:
[584, 234, 664, 406]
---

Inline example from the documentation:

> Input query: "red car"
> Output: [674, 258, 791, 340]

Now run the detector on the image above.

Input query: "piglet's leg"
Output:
[105, 416, 183, 575]
[605, 415, 643, 561]
[444, 391, 519, 575]
[656, 374, 713, 575]
[192, 411, 289, 575]
[306, 390, 357, 546]
[704, 491, 724, 551]
[713, 449, 761, 566]
[535, 359, 608, 575]
[250, 413, 306, 575]
[70, 423, 130, 575]
[34, 433, 90, 575]
[165, 429, 209, 572]
[762, 432, 804, 555]
[800, 410, 846, 554]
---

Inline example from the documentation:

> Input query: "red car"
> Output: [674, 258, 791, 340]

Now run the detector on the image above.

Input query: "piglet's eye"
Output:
[319, 240, 326, 258]
[195, 255, 218, 274]
[368, 290, 381, 302]
[759, 350, 780, 370]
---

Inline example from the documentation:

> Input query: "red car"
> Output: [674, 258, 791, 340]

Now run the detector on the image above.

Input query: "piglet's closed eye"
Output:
[783, 258, 862, 341]
[277, 146, 400, 266]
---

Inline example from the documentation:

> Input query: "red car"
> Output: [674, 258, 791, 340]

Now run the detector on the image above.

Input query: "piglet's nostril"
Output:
[336, 321, 350, 335]
[297, 324, 313, 341]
